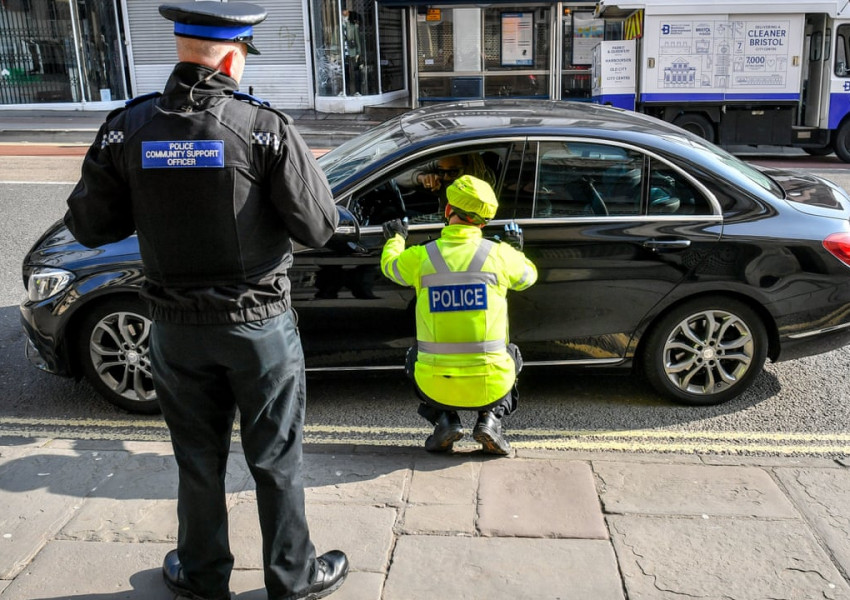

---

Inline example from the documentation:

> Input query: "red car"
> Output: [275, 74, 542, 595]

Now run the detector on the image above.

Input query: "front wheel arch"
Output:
[638, 296, 771, 406]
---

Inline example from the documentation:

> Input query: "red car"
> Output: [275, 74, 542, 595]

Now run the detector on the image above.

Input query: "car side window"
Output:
[648, 160, 712, 216]
[533, 141, 644, 218]
[349, 146, 511, 226]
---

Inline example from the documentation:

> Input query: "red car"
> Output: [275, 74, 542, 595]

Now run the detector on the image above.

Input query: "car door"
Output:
[499, 137, 723, 365]
[291, 140, 524, 369]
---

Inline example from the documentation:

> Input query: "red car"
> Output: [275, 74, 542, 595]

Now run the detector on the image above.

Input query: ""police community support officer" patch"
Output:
[142, 140, 225, 168]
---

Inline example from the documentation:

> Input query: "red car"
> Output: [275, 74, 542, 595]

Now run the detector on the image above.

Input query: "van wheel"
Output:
[833, 122, 850, 162]
[672, 114, 715, 143]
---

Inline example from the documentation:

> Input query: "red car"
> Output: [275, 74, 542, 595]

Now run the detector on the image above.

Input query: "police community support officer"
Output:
[63, 3, 348, 599]
[380, 176, 538, 455]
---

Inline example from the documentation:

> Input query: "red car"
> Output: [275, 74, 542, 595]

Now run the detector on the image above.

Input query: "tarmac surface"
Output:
[1, 106, 850, 599]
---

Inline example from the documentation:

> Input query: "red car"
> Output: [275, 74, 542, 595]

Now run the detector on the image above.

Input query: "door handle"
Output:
[643, 238, 692, 250]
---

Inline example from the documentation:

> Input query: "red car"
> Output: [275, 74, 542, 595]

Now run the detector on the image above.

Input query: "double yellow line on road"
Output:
[0, 417, 847, 457]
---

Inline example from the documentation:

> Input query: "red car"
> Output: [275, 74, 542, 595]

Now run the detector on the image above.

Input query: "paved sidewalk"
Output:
[0, 107, 404, 149]
[0, 437, 848, 599]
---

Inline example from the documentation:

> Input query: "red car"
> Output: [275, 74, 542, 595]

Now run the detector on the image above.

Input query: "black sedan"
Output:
[20, 100, 850, 413]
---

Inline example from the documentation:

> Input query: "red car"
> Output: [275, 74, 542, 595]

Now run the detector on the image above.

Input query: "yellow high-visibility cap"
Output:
[446, 175, 498, 221]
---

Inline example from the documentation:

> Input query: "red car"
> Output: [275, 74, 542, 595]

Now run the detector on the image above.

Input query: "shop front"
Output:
[375, 1, 619, 106]
[0, 0, 130, 108]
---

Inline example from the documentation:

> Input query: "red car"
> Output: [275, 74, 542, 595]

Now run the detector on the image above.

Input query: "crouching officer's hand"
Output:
[503, 222, 523, 251]
[383, 218, 409, 241]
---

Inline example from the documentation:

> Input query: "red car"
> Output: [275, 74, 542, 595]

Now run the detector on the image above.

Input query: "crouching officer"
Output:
[64, 2, 348, 599]
[380, 175, 537, 455]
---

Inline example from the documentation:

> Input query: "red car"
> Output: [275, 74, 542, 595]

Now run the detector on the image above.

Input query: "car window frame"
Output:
[516, 136, 723, 225]
[337, 137, 527, 233]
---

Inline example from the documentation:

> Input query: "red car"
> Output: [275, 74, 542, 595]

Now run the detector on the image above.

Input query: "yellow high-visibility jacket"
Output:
[381, 224, 537, 408]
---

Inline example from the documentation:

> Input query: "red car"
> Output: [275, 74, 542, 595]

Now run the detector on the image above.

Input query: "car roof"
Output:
[392, 100, 692, 146]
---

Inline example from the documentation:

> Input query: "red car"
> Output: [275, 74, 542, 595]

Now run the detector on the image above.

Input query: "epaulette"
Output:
[233, 91, 271, 107]
[106, 91, 161, 120]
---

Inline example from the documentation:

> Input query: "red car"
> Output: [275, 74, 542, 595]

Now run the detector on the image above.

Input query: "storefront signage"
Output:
[501, 12, 533, 66]
[426, 8, 441, 22]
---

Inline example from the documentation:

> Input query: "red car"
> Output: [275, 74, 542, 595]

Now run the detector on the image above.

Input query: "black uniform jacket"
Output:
[65, 63, 338, 324]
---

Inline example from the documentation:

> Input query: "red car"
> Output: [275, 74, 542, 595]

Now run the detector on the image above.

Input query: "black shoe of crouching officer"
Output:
[162, 549, 231, 600]
[473, 411, 511, 456]
[424, 411, 464, 452]
[293, 550, 349, 600]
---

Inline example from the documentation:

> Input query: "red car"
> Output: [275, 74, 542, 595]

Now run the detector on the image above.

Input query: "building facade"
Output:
[0, 0, 619, 112]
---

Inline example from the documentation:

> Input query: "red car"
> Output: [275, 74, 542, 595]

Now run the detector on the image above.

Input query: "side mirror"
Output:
[329, 205, 360, 248]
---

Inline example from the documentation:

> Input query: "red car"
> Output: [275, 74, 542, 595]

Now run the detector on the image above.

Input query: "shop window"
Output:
[313, 0, 404, 97]
[0, 0, 129, 105]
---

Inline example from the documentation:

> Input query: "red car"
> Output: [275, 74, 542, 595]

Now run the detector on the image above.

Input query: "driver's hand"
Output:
[418, 173, 443, 191]
[383, 218, 409, 241]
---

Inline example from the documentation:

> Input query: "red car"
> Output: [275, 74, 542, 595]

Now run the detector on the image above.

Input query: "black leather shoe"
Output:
[162, 549, 230, 600]
[424, 411, 464, 452]
[473, 412, 511, 455]
[294, 550, 349, 600]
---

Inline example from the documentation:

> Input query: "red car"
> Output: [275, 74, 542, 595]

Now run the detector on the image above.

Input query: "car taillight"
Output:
[824, 232, 850, 268]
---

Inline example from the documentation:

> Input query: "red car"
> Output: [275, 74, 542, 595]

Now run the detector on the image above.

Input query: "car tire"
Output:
[76, 296, 160, 414]
[833, 121, 850, 163]
[672, 113, 715, 143]
[642, 298, 767, 406]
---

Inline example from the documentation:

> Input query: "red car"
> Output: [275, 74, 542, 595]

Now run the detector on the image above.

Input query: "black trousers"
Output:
[150, 311, 316, 600]
[406, 343, 522, 425]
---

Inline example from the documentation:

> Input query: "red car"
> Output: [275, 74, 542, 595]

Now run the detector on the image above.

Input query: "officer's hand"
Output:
[503, 222, 523, 251]
[383, 218, 408, 241]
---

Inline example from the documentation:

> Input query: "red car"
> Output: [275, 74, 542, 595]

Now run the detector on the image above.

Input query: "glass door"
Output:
[0, 0, 129, 105]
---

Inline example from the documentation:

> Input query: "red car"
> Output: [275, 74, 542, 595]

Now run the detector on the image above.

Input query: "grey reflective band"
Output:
[421, 271, 498, 288]
[425, 239, 495, 274]
[467, 239, 495, 272]
[516, 266, 534, 287]
[417, 339, 507, 354]
[425, 242, 450, 273]
[391, 261, 409, 287]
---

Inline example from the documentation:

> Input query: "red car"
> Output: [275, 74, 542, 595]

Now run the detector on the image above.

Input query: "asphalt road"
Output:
[1, 155, 849, 456]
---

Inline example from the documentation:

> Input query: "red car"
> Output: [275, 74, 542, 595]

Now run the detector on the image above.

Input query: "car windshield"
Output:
[318, 119, 409, 187]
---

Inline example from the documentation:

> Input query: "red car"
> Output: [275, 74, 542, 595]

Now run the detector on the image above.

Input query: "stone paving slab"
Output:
[0, 540, 169, 599]
[229, 570, 383, 600]
[776, 467, 850, 577]
[609, 515, 850, 599]
[400, 503, 476, 535]
[59, 452, 250, 543]
[229, 497, 397, 574]
[298, 453, 411, 505]
[0, 449, 129, 579]
[595, 462, 799, 517]
[407, 458, 479, 505]
[384, 536, 624, 599]
[478, 459, 607, 538]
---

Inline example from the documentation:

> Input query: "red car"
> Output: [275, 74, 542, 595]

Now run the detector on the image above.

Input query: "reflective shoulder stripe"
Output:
[467, 239, 495, 272]
[417, 340, 507, 354]
[425, 241, 450, 274]
[421, 271, 497, 288]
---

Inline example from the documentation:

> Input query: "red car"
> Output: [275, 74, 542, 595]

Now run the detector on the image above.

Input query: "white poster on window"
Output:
[573, 12, 605, 66]
[454, 9, 482, 71]
[501, 12, 534, 66]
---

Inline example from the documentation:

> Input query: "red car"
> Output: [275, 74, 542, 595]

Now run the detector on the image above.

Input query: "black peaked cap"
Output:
[159, 2, 267, 27]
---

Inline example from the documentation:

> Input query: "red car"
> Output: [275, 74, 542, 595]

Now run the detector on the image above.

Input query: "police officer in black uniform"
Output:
[64, 3, 348, 599]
